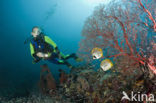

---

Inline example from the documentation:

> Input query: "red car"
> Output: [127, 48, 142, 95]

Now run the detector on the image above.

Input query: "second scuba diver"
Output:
[29, 26, 81, 69]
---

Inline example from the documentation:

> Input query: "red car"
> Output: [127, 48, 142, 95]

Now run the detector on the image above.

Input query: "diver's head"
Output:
[31, 26, 42, 38]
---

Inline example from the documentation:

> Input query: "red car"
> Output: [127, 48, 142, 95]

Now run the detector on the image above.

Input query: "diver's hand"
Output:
[32, 59, 41, 64]
[36, 52, 45, 58]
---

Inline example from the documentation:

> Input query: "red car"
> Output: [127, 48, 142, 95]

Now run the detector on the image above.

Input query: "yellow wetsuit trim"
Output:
[44, 36, 57, 49]
[30, 43, 35, 58]
[60, 52, 66, 58]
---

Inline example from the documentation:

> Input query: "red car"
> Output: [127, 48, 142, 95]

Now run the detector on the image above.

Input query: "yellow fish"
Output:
[100, 59, 113, 71]
[91, 47, 103, 59]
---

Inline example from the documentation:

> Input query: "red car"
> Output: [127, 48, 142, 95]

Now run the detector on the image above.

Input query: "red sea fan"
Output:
[78, 0, 155, 75]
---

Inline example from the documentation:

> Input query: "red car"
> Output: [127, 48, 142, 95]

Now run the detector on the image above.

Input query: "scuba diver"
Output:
[29, 26, 80, 69]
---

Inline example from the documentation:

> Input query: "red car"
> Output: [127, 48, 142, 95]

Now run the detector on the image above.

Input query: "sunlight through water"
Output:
[83, 0, 112, 6]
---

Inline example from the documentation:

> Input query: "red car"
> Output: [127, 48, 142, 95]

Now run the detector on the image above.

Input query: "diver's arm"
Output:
[30, 43, 35, 56]
[44, 36, 57, 49]
[32, 53, 42, 63]
[30, 43, 41, 63]
[32, 56, 41, 63]
[44, 36, 62, 57]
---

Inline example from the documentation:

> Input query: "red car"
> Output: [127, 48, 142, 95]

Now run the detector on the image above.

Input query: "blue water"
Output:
[0, 0, 102, 91]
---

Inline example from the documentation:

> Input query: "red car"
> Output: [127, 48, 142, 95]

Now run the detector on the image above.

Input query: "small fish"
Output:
[100, 59, 113, 71]
[91, 47, 103, 59]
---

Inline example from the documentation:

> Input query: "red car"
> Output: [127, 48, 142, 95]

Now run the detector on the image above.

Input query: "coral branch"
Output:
[106, 16, 134, 54]
[138, 0, 156, 32]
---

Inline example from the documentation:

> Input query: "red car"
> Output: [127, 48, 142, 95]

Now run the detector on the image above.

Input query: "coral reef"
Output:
[1, 62, 156, 103]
